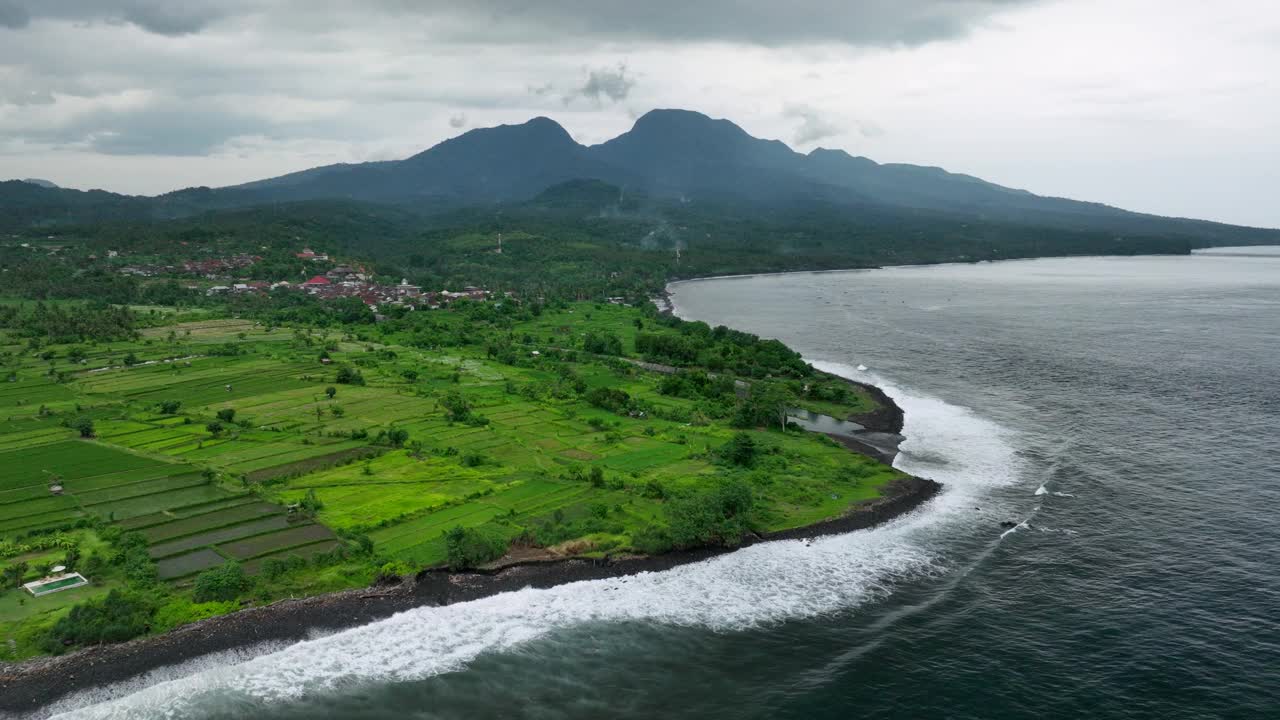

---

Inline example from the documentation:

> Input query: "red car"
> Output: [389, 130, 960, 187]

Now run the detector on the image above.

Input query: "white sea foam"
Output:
[1035, 484, 1048, 496]
[41, 362, 1025, 720]
[1000, 520, 1030, 540]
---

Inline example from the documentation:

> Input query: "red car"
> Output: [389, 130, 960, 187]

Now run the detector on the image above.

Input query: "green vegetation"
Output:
[444, 525, 509, 570]
[192, 562, 249, 603]
[43, 589, 155, 650]
[0, 274, 900, 663]
[665, 478, 755, 549]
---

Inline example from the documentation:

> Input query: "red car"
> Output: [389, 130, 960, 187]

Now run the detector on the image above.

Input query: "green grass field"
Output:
[1, 300, 902, 660]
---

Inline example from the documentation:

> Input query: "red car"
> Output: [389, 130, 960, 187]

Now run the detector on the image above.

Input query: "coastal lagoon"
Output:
[36, 251, 1280, 719]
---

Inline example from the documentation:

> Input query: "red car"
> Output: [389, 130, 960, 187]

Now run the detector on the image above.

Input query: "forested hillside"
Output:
[1, 180, 1202, 306]
[4, 110, 1278, 253]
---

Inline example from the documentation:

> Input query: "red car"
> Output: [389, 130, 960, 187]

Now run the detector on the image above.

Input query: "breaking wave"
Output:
[39, 363, 1025, 720]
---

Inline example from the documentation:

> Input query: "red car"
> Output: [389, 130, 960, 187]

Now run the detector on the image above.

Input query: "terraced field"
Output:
[141, 510, 338, 580]
[0, 332, 350, 580]
[3, 305, 895, 585]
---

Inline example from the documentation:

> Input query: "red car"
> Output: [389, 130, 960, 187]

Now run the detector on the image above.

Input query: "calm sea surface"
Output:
[39, 251, 1280, 719]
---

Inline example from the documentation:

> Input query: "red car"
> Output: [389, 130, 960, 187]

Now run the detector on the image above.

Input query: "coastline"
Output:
[0, 295, 936, 716]
[0, 472, 939, 715]
[659, 247, 1199, 296]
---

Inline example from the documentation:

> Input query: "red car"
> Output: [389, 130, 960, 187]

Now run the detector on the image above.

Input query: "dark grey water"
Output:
[42, 252, 1280, 719]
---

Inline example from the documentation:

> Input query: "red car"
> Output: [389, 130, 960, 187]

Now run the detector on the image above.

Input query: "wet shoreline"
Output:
[0, 470, 938, 716]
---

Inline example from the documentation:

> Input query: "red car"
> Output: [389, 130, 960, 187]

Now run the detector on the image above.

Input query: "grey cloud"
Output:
[1, 0, 247, 35]
[0, 2, 30, 29]
[448, 113, 467, 129]
[0, 87, 55, 105]
[15, 100, 275, 156]
[3, 1, 1036, 45]
[570, 64, 634, 105]
[383, 0, 1040, 47]
[87, 108, 263, 155]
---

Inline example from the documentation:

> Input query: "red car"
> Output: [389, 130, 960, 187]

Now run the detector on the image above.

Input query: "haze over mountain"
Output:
[2, 109, 1277, 247]
[17, 178, 59, 189]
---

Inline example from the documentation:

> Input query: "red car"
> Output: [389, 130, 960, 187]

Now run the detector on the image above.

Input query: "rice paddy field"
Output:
[3, 305, 897, 564]
[1, 301, 899, 659]
[0, 320, 353, 590]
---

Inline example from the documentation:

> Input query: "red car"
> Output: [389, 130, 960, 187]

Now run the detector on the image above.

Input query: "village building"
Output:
[295, 248, 329, 261]
[395, 279, 422, 297]
[325, 265, 367, 283]
[302, 275, 331, 292]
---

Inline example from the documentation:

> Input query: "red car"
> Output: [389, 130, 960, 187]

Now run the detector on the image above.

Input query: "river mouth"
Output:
[786, 407, 905, 464]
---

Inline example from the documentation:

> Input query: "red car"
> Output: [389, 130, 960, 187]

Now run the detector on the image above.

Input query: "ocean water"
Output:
[34, 252, 1280, 719]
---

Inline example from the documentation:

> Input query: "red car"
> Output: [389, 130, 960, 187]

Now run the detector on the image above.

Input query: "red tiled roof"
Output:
[303, 275, 330, 285]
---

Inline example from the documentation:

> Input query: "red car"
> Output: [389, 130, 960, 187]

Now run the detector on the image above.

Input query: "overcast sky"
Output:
[1, 0, 1276, 227]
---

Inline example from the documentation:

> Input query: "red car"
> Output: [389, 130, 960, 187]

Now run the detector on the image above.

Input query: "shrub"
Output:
[585, 387, 631, 413]
[665, 479, 755, 549]
[2, 561, 28, 588]
[208, 342, 244, 357]
[335, 365, 365, 385]
[385, 427, 409, 448]
[300, 488, 324, 514]
[720, 432, 759, 467]
[441, 390, 472, 422]
[216, 408, 236, 423]
[110, 531, 155, 586]
[641, 479, 666, 499]
[82, 553, 105, 577]
[376, 560, 413, 582]
[582, 331, 623, 356]
[157, 400, 182, 414]
[152, 598, 238, 632]
[42, 589, 155, 652]
[72, 416, 95, 438]
[444, 525, 508, 569]
[630, 525, 674, 555]
[259, 554, 309, 581]
[192, 561, 249, 603]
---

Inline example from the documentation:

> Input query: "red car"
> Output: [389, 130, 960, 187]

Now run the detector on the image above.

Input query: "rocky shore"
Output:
[846, 379, 905, 434]
[0, 383, 939, 717]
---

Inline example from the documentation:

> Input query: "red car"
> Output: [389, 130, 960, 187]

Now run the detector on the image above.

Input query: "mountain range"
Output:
[2, 109, 1276, 246]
